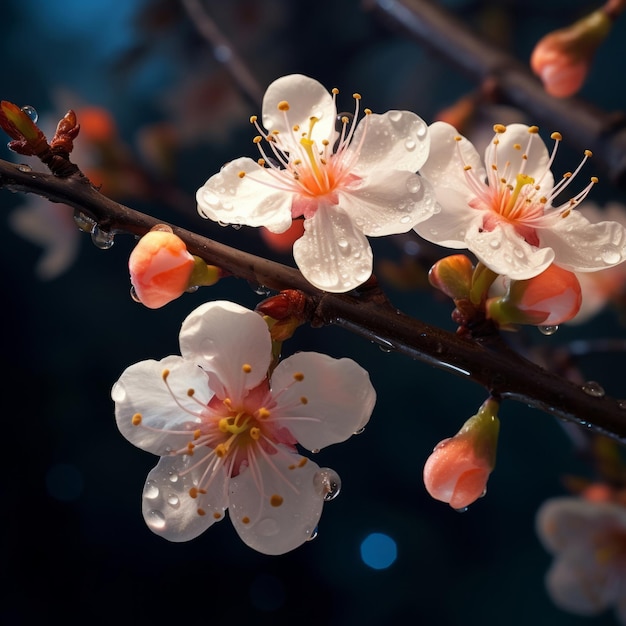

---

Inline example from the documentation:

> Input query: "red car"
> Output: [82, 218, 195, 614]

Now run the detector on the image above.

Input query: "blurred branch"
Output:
[180, 0, 264, 107]
[2, 157, 626, 443]
[365, 0, 626, 192]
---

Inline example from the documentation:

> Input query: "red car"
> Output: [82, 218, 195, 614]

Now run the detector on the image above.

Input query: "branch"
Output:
[2, 158, 625, 443]
[364, 0, 626, 192]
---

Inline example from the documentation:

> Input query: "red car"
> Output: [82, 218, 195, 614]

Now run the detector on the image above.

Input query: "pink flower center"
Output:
[243, 90, 369, 219]
[457, 124, 597, 246]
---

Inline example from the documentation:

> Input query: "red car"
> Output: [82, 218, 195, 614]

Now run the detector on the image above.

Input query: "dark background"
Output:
[1, 1, 625, 625]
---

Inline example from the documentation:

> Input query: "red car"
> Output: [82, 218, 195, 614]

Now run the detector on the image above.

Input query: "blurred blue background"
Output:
[1, 1, 625, 625]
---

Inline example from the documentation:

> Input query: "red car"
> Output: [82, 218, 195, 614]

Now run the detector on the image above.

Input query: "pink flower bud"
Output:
[487, 264, 582, 327]
[129, 228, 195, 309]
[428, 254, 474, 300]
[530, 9, 612, 98]
[423, 398, 500, 510]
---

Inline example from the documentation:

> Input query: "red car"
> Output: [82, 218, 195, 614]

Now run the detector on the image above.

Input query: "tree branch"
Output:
[2, 158, 625, 443]
[364, 0, 626, 192]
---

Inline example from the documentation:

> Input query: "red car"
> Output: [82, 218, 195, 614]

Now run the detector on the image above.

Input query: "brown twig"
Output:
[2, 158, 625, 442]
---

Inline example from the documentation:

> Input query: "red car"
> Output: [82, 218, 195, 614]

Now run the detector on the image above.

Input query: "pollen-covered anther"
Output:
[162, 369, 170, 382]
[584, 149, 593, 157]
[193, 429, 201, 440]
[528, 125, 539, 134]
[464, 165, 472, 171]
[213, 512, 222, 519]
[253, 136, 262, 144]
[241, 516, 250, 524]
[591, 176, 599, 183]
[132, 413, 142, 426]
[257, 407, 271, 419]
[249, 115, 257, 124]
[513, 143, 521, 150]
[300, 396, 308, 404]
[218, 418, 230, 433]
[364, 108, 372, 115]
[189, 487, 199, 498]
[270, 494, 284, 507]
[332, 87, 339, 95]
[215, 443, 228, 458]
[277, 100, 290, 111]
[242, 363, 252, 373]
[197, 508, 206, 516]
[353, 93, 362, 100]
[293, 372, 304, 381]
[250, 427, 261, 440]
[187, 442, 195, 455]
[493, 124, 507, 134]
[238, 171, 246, 179]
[551, 131, 562, 141]
[454, 136, 462, 142]
[187, 388, 195, 397]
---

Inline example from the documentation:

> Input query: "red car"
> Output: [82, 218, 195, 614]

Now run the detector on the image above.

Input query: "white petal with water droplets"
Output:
[271, 352, 376, 451]
[197, 157, 293, 233]
[349, 110, 430, 174]
[113, 355, 212, 455]
[466, 221, 554, 279]
[229, 451, 323, 555]
[538, 211, 626, 272]
[293, 205, 373, 292]
[261, 74, 336, 145]
[179, 301, 271, 403]
[142, 453, 228, 542]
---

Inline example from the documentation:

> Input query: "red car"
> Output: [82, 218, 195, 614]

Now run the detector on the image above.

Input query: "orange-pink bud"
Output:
[530, 10, 612, 98]
[487, 264, 582, 327]
[428, 254, 474, 300]
[129, 228, 195, 309]
[423, 398, 500, 510]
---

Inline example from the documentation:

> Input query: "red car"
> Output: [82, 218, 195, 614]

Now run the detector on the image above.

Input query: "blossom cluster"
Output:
[114, 74, 626, 557]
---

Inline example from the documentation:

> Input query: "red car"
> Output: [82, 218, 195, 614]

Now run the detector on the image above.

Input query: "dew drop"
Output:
[538, 325, 559, 336]
[406, 179, 421, 194]
[354, 427, 366, 435]
[313, 467, 342, 501]
[489, 239, 500, 249]
[581, 380, 605, 398]
[337, 238, 349, 249]
[145, 509, 166, 530]
[17, 164, 32, 172]
[21, 105, 38, 123]
[91, 225, 115, 249]
[167, 494, 180, 508]
[307, 526, 319, 541]
[399, 215, 412, 224]
[311, 448, 320, 454]
[388, 111, 402, 122]
[617, 399, 626, 410]
[416, 123, 427, 138]
[73, 211, 96, 233]
[130, 285, 142, 304]
[454, 506, 469, 513]
[143, 480, 159, 499]
[600, 245, 622, 265]
[168, 472, 179, 483]
[404, 139, 416, 151]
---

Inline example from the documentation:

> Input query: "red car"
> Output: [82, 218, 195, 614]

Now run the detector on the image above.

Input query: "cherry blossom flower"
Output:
[112, 300, 376, 554]
[536, 497, 626, 623]
[196, 73, 436, 292]
[415, 122, 626, 281]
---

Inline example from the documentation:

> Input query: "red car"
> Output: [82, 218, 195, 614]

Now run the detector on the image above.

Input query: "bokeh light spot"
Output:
[360, 532, 398, 570]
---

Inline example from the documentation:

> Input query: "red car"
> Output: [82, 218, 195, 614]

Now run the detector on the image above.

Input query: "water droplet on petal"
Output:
[167, 494, 180, 508]
[454, 506, 469, 513]
[538, 325, 559, 336]
[143, 480, 159, 499]
[313, 468, 341, 501]
[581, 381, 605, 397]
[310, 448, 320, 454]
[406, 179, 421, 194]
[354, 427, 366, 435]
[416, 123, 427, 138]
[130, 285, 142, 303]
[91, 225, 115, 249]
[168, 472, 179, 483]
[404, 139, 416, 151]
[21, 105, 38, 123]
[337, 238, 349, 249]
[489, 239, 500, 249]
[307, 526, 319, 541]
[600, 245, 622, 264]
[145, 509, 166, 530]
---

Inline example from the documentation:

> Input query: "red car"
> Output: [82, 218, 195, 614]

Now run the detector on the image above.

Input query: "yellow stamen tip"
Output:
[131, 413, 142, 426]
[493, 124, 506, 134]
[513, 143, 521, 150]
[270, 494, 284, 507]
[463, 165, 472, 171]
[353, 93, 362, 100]
[331, 87, 339, 95]
[242, 363, 252, 373]
[551, 131, 562, 141]
[189, 487, 198, 498]
[364, 108, 372, 115]
[300, 396, 308, 405]
[293, 372, 304, 381]
[528, 125, 539, 134]
[187, 388, 195, 397]
[249, 115, 257, 123]
[162, 369, 170, 381]
[584, 149, 593, 157]
[238, 171, 246, 179]
[591, 176, 599, 183]
[253, 136, 262, 144]
[277, 100, 290, 111]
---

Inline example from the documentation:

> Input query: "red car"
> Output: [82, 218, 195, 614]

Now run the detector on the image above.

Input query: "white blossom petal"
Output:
[179, 301, 271, 402]
[142, 453, 229, 542]
[197, 157, 293, 233]
[261, 74, 336, 145]
[113, 356, 211, 455]
[486, 123, 553, 193]
[538, 211, 626, 272]
[341, 170, 437, 236]
[350, 110, 430, 174]
[293, 205, 373, 292]
[413, 186, 482, 246]
[271, 352, 376, 451]
[466, 221, 554, 279]
[229, 450, 323, 555]
[419, 121, 485, 195]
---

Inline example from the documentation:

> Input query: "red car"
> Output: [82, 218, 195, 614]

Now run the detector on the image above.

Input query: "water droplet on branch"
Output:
[581, 381, 605, 397]
[91, 225, 115, 249]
